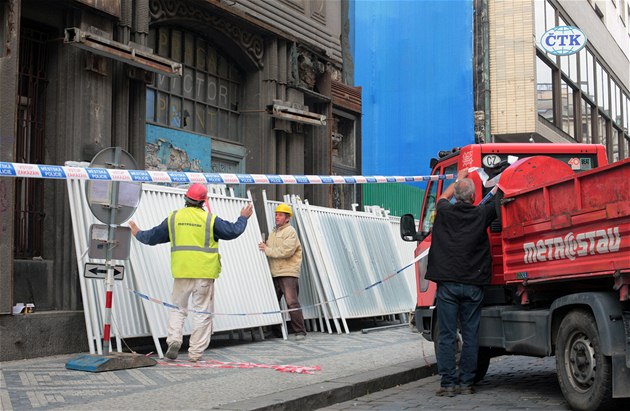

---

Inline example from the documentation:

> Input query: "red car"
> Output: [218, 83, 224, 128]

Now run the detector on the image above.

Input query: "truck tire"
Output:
[556, 310, 614, 411]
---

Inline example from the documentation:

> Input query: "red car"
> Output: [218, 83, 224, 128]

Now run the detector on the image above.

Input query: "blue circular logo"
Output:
[540, 26, 587, 56]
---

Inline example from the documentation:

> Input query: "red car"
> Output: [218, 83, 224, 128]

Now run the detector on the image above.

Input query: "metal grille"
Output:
[14, 26, 48, 258]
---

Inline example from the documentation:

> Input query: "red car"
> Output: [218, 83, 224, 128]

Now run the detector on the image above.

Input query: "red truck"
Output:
[400, 143, 630, 411]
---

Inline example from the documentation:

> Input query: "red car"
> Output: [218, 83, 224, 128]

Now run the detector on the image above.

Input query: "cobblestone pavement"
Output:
[0, 326, 434, 410]
[320, 355, 571, 411]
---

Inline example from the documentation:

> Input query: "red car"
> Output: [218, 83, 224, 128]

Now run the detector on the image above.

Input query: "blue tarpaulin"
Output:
[353, 0, 474, 178]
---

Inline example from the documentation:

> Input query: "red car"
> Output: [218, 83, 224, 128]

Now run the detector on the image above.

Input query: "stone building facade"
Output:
[0, 0, 360, 361]
[475, 0, 630, 162]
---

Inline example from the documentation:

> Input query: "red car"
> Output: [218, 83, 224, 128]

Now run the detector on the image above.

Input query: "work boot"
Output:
[165, 342, 181, 360]
[436, 386, 456, 397]
[295, 333, 306, 341]
[457, 386, 475, 395]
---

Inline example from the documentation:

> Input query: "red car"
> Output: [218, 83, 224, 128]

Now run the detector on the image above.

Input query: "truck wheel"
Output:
[556, 310, 614, 411]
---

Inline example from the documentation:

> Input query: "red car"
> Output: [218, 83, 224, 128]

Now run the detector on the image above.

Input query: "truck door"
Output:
[415, 161, 458, 308]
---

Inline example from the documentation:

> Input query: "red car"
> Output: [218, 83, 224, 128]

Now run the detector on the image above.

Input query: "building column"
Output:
[0, 0, 21, 314]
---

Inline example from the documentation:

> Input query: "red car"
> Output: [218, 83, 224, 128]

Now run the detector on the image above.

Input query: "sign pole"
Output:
[66, 146, 154, 372]
[102, 147, 122, 356]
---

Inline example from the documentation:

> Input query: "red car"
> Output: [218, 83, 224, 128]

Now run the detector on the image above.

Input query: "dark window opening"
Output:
[14, 25, 49, 258]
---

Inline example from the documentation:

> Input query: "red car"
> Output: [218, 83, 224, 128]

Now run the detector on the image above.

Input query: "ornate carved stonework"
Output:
[290, 46, 326, 90]
[149, 0, 264, 68]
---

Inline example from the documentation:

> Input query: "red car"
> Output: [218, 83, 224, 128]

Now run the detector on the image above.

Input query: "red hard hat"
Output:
[185, 184, 208, 202]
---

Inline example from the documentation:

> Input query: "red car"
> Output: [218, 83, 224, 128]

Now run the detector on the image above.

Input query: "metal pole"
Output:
[102, 147, 122, 356]
[482, 0, 491, 143]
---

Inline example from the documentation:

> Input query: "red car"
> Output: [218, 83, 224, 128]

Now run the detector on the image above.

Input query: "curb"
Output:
[215, 357, 437, 410]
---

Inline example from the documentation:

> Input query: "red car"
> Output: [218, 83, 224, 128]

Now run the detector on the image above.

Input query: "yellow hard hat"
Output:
[275, 203, 293, 217]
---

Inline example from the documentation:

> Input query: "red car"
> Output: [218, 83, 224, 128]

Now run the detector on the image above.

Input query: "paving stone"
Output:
[0, 327, 434, 410]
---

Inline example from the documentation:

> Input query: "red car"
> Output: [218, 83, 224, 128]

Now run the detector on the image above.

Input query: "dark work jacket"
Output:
[135, 212, 248, 245]
[425, 198, 497, 285]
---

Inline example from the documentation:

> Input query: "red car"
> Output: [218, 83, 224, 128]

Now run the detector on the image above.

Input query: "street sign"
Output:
[85, 147, 142, 225]
[88, 224, 132, 260]
[83, 147, 140, 357]
[84, 263, 125, 280]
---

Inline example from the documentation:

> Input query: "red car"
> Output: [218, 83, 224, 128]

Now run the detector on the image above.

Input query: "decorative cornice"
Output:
[149, 0, 264, 68]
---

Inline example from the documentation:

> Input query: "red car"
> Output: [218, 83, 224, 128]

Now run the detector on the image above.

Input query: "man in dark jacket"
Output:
[426, 169, 497, 397]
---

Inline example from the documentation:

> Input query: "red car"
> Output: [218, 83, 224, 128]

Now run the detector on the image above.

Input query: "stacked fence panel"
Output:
[266, 197, 415, 325]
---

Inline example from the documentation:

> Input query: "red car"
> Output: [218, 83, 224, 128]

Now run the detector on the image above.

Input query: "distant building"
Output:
[479, 0, 629, 161]
[0, 0, 360, 361]
[355, 0, 629, 218]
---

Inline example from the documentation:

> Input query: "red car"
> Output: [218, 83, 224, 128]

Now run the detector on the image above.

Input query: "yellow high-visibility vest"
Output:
[167, 207, 221, 279]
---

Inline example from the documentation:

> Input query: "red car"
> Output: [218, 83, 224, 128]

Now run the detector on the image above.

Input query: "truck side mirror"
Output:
[400, 214, 429, 242]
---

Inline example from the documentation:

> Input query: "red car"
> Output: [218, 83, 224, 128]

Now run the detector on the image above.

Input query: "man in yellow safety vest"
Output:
[129, 183, 253, 362]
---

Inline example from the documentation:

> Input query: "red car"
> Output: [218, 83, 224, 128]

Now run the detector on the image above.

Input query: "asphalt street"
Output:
[321, 355, 571, 411]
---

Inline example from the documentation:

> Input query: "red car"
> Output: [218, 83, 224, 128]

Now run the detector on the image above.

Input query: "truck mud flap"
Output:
[615, 311, 630, 397]
[613, 354, 630, 398]
[415, 307, 434, 341]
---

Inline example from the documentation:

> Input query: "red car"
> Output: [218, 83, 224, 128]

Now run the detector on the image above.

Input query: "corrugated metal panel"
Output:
[66, 178, 152, 355]
[292, 199, 348, 333]
[364, 205, 419, 301]
[290, 200, 415, 320]
[67, 181, 283, 356]
[362, 183, 424, 219]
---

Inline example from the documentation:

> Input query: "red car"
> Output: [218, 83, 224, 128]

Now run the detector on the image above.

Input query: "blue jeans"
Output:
[435, 282, 484, 387]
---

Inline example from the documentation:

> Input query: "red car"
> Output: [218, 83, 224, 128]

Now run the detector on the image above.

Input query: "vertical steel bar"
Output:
[102, 148, 122, 355]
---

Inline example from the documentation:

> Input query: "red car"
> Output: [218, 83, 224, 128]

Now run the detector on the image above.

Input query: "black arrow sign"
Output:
[84, 263, 125, 280]
[88, 266, 122, 276]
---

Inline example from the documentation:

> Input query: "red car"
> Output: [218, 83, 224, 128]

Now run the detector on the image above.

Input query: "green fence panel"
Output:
[362, 183, 424, 219]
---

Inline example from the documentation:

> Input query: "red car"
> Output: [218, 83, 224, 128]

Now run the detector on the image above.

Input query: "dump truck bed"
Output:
[500, 157, 630, 284]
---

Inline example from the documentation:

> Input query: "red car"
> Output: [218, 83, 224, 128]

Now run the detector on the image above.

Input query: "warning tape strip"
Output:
[121, 249, 429, 317]
[0, 161, 454, 184]
[156, 359, 321, 374]
[120, 166, 500, 317]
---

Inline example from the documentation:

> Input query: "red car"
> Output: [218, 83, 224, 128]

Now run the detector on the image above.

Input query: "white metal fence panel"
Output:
[288, 201, 414, 321]
[292, 200, 347, 333]
[364, 206, 419, 306]
[128, 185, 283, 335]
[387, 215, 419, 299]
[67, 178, 152, 355]
[68, 181, 283, 357]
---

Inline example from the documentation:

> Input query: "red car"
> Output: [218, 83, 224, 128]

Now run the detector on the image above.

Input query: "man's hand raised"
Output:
[128, 220, 140, 237]
[241, 204, 254, 219]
